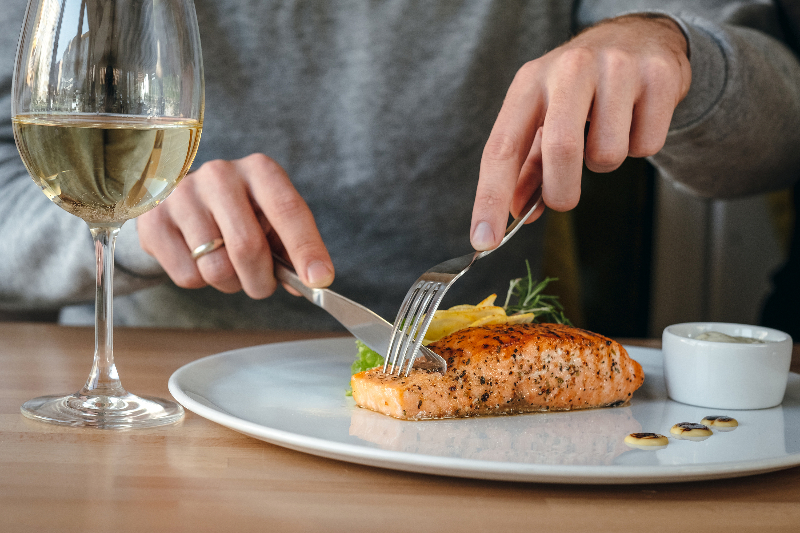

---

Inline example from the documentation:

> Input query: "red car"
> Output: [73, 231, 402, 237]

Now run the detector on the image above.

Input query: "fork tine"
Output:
[401, 286, 446, 376]
[388, 282, 432, 373]
[383, 279, 426, 372]
[394, 282, 438, 374]
[383, 282, 422, 372]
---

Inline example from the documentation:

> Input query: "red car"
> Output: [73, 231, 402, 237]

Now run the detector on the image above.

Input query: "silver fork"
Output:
[383, 186, 544, 376]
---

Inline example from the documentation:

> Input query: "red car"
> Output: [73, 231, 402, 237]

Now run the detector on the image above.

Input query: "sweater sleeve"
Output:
[576, 0, 800, 198]
[0, 5, 166, 312]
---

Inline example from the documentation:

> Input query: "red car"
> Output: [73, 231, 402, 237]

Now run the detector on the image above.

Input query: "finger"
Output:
[472, 63, 545, 250]
[628, 78, 678, 158]
[511, 126, 545, 224]
[244, 154, 335, 288]
[173, 188, 243, 294]
[138, 205, 207, 289]
[165, 163, 244, 295]
[540, 49, 596, 212]
[584, 51, 636, 173]
[256, 214, 301, 297]
[198, 161, 276, 299]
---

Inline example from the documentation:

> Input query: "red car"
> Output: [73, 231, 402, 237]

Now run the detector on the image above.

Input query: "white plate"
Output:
[168, 338, 800, 484]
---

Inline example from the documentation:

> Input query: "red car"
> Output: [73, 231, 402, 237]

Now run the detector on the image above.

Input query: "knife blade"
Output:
[272, 255, 447, 373]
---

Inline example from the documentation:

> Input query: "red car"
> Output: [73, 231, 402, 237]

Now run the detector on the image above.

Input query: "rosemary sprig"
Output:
[503, 261, 572, 325]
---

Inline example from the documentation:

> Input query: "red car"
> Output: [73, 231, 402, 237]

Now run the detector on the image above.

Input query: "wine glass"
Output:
[12, 0, 204, 428]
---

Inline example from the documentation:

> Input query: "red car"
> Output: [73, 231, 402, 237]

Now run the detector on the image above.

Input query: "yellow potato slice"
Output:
[476, 294, 497, 307]
[445, 304, 478, 312]
[422, 318, 473, 343]
[505, 313, 535, 324]
[430, 308, 506, 326]
[468, 314, 510, 328]
[423, 307, 505, 343]
[421, 295, 535, 344]
[446, 294, 497, 312]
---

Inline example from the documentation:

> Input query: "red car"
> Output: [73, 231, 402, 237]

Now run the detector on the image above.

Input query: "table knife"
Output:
[272, 255, 447, 373]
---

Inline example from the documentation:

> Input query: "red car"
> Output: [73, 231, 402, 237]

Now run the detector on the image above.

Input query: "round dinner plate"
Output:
[168, 337, 800, 484]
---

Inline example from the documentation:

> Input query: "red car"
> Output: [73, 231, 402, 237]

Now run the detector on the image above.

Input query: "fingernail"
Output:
[306, 260, 333, 287]
[472, 221, 496, 251]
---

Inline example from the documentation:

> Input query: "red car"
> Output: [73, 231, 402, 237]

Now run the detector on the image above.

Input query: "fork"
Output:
[383, 185, 544, 376]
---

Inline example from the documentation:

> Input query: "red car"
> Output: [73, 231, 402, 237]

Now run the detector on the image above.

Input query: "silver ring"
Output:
[191, 237, 225, 260]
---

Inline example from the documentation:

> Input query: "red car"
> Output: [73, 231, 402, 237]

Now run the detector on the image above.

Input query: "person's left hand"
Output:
[137, 153, 335, 299]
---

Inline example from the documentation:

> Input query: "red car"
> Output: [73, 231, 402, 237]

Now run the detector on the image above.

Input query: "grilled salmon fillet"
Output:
[351, 323, 644, 420]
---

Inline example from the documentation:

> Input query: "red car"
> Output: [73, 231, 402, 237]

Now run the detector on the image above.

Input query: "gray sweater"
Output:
[2, 0, 800, 329]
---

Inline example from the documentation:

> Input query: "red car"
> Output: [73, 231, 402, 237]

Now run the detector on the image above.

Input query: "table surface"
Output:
[1, 322, 799, 533]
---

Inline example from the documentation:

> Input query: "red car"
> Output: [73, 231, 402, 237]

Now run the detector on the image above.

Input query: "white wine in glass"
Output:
[12, 0, 204, 428]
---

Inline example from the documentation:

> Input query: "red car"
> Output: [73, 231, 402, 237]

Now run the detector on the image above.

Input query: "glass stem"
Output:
[81, 224, 126, 398]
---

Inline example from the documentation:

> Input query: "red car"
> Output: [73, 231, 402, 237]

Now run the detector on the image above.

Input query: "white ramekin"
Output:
[662, 322, 793, 410]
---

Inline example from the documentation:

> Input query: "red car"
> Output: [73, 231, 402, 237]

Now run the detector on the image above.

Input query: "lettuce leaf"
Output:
[352, 340, 384, 374]
[346, 340, 385, 396]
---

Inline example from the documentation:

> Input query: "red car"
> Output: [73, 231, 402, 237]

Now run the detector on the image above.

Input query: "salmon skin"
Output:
[351, 323, 644, 420]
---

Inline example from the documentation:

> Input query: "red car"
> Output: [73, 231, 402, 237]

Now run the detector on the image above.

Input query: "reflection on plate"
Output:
[168, 338, 800, 484]
[349, 402, 641, 465]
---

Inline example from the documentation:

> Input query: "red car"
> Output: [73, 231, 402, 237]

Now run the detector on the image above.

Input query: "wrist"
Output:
[591, 12, 689, 58]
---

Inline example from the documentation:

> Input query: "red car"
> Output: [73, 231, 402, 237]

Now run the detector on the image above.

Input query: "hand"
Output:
[137, 154, 335, 298]
[470, 14, 691, 250]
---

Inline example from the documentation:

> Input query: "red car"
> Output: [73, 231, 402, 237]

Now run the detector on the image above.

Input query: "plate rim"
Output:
[168, 337, 800, 484]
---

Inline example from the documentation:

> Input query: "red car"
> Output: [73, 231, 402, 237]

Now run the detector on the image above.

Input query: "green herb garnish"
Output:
[347, 340, 385, 396]
[503, 260, 572, 325]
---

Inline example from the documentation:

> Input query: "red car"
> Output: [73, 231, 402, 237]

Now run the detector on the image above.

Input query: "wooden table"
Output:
[1, 323, 798, 532]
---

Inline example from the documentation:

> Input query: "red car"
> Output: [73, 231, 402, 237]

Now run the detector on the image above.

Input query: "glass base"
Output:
[21, 391, 184, 429]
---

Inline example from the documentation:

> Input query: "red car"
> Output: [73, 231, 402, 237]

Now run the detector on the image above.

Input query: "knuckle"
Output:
[585, 146, 627, 172]
[556, 47, 595, 77]
[544, 190, 580, 213]
[290, 237, 325, 261]
[171, 269, 206, 290]
[542, 130, 583, 163]
[483, 131, 522, 163]
[248, 279, 278, 300]
[198, 158, 232, 178]
[270, 191, 309, 219]
[242, 153, 283, 177]
[195, 161, 234, 194]
[599, 48, 634, 77]
[242, 152, 274, 166]
[514, 60, 541, 85]
[474, 187, 506, 212]
[224, 231, 267, 262]
[197, 254, 236, 286]
[629, 136, 665, 158]
[641, 56, 676, 88]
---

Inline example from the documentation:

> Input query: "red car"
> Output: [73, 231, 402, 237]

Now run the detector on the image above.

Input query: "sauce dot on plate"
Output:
[670, 422, 712, 440]
[701, 415, 738, 428]
[625, 433, 668, 448]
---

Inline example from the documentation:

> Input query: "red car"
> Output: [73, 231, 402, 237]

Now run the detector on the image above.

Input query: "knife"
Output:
[272, 255, 447, 373]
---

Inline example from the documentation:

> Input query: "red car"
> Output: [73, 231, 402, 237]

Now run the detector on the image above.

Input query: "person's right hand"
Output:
[470, 14, 691, 251]
[137, 153, 335, 298]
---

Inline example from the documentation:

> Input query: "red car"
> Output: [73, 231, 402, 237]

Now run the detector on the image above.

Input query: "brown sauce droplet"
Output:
[670, 422, 712, 439]
[701, 415, 738, 429]
[624, 433, 668, 448]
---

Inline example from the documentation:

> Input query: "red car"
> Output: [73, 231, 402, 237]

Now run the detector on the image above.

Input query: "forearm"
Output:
[577, 1, 800, 197]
